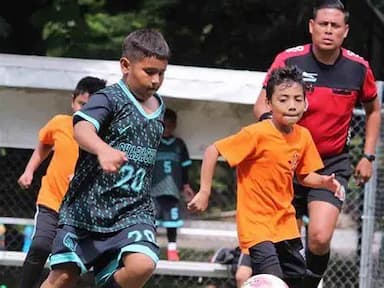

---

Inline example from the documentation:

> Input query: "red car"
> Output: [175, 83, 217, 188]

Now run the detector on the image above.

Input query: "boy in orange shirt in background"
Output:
[188, 66, 344, 288]
[17, 76, 106, 288]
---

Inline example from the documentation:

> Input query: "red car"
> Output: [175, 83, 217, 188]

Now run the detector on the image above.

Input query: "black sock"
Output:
[105, 276, 121, 288]
[303, 250, 330, 288]
[167, 228, 177, 243]
[19, 247, 50, 288]
[306, 249, 330, 275]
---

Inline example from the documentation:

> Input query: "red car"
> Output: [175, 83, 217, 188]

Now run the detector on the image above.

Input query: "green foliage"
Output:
[30, 0, 174, 59]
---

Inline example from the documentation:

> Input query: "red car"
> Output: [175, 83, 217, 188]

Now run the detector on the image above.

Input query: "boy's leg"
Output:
[112, 253, 156, 288]
[19, 205, 58, 288]
[276, 238, 306, 288]
[157, 196, 183, 261]
[249, 241, 283, 279]
[94, 223, 159, 288]
[235, 253, 252, 288]
[41, 263, 80, 288]
[41, 224, 87, 288]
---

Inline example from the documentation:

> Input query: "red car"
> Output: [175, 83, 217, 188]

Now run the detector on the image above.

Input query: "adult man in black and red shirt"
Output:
[254, 0, 381, 287]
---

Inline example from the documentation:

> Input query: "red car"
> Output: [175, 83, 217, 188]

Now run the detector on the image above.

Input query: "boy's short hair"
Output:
[313, 0, 349, 23]
[122, 28, 171, 62]
[164, 108, 177, 123]
[266, 66, 305, 101]
[73, 76, 107, 98]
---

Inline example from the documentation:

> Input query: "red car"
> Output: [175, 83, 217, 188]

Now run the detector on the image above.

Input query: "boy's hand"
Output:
[323, 173, 345, 201]
[97, 146, 128, 173]
[187, 191, 209, 212]
[183, 184, 195, 202]
[18, 171, 33, 189]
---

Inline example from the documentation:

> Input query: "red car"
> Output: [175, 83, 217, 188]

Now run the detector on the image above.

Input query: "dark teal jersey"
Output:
[58, 80, 165, 233]
[151, 137, 192, 199]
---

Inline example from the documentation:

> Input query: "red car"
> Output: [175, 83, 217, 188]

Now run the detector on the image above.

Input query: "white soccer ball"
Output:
[241, 274, 289, 288]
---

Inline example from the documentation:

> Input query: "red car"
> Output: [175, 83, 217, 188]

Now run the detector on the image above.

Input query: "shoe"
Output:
[167, 249, 180, 261]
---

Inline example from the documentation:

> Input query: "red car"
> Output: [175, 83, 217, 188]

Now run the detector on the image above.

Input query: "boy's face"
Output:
[267, 82, 306, 129]
[71, 92, 90, 113]
[120, 56, 167, 102]
[163, 118, 176, 137]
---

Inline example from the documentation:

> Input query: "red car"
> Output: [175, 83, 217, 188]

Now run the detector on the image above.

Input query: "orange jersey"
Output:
[215, 120, 323, 251]
[36, 115, 79, 212]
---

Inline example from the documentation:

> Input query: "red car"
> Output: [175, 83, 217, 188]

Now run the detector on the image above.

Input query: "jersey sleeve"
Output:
[360, 66, 378, 102]
[179, 139, 192, 185]
[214, 128, 256, 168]
[73, 93, 112, 132]
[38, 116, 60, 145]
[179, 139, 192, 167]
[295, 129, 324, 175]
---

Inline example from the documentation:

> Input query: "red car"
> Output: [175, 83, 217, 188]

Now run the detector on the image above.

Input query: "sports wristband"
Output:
[259, 112, 272, 121]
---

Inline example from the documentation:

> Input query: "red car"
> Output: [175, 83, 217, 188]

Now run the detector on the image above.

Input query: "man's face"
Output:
[309, 8, 349, 52]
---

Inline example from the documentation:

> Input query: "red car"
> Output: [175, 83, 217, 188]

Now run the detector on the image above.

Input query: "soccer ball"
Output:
[241, 274, 289, 288]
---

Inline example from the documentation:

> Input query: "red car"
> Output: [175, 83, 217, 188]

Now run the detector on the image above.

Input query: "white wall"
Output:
[0, 87, 255, 158]
[0, 88, 71, 149]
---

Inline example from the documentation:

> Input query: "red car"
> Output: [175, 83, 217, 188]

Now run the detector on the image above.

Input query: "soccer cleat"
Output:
[167, 249, 180, 261]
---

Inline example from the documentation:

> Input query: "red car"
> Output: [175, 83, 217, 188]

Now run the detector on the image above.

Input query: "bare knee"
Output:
[41, 266, 80, 288]
[115, 253, 156, 287]
[308, 230, 332, 254]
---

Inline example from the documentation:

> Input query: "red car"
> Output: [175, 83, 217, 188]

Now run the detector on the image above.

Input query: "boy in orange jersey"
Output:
[17, 76, 106, 288]
[188, 66, 344, 288]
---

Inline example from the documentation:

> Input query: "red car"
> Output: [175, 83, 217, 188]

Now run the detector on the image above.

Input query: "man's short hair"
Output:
[313, 0, 349, 23]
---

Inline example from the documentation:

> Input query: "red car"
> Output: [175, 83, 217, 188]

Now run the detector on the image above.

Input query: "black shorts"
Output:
[249, 238, 306, 281]
[154, 195, 183, 228]
[32, 204, 59, 244]
[237, 252, 251, 268]
[293, 153, 351, 218]
[49, 223, 159, 287]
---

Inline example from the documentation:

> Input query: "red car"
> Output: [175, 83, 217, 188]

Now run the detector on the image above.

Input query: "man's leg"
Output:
[304, 200, 339, 288]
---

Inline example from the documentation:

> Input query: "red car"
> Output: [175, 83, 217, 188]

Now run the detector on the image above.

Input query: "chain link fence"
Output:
[1, 82, 383, 287]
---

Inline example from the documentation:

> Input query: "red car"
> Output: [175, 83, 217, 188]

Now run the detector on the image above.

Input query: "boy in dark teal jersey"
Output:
[42, 29, 170, 288]
[151, 108, 194, 261]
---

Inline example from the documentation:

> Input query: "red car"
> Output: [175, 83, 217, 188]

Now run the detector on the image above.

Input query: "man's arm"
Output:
[18, 142, 53, 189]
[354, 97, 381, 184]
[363, 97, 381, 155]
[253, 89, 271, 120]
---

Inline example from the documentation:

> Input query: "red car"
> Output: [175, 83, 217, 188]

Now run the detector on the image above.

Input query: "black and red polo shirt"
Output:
[262, 44, 377, 158]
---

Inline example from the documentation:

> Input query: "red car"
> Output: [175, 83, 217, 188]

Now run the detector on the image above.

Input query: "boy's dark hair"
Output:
[73, 76, 107, 98]
[266, 66, 305, 101]
[313, 0, 349, 23]
[164, 108, 177, 123]
[122, 28, 171, 62]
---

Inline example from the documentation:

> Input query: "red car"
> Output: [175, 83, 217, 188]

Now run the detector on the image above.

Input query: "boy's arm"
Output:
[74, 121, 127, 173]
[297, 172, 345, 201]
[18, 142, 53, 189]
[187, 144, 220, 212]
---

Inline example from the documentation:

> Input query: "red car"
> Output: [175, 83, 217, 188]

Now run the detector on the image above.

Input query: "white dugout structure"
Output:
[0, 53, 383, 287]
